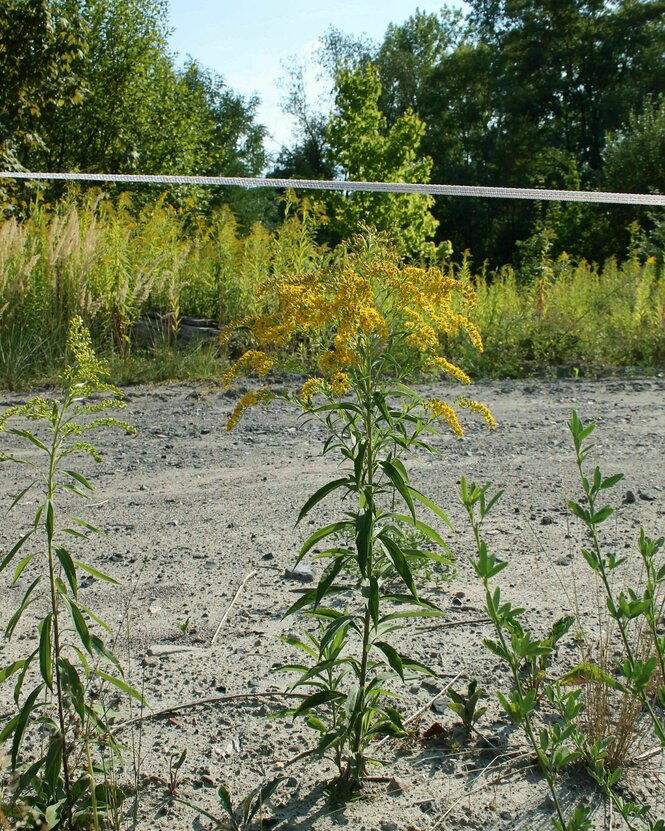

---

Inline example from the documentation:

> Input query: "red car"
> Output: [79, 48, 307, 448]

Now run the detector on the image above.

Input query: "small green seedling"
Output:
[447, 679, 487, 737]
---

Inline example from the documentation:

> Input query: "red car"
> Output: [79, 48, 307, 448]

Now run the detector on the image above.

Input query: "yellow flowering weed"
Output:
[223, 242, 494, 434]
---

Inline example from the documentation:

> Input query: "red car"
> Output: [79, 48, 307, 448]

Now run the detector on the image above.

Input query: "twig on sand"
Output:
[634, 745, 664, 763]
[211, 569, 257, 645]
[415, 617, 491, 632]
[114, 691, 308, 731]
[430, 752, 534, 830]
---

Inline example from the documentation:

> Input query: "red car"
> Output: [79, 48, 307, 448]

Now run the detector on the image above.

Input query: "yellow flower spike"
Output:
[226, 390, 273, 431]
[426, 399, 464, 437]
[300, 378, 323, 405]
[425, 356, 472, 385]
[330, 372, 351, 397]
[456, 397, 497, 430]
[222, 349, 274, 389]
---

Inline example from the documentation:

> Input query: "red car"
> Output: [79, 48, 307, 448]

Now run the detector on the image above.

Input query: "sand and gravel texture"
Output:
[1, 376, 664, 830]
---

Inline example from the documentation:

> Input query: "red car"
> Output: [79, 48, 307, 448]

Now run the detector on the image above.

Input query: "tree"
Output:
[0, 0, 86, 212]
[1, 0, 272, 223]
[324, 62, 439, 259]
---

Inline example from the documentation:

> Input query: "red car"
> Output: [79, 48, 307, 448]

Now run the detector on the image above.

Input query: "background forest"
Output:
[0, 0, 664, 386]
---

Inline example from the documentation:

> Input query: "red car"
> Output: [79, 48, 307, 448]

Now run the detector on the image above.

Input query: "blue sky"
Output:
[167, 1, 461, 156]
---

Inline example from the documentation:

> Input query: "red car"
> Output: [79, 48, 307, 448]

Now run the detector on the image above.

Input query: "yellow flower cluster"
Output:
[299, 377, 324, 405]
[222, 349, 274, 388]
[223, 256, 489, 429]
[456, 397, 497, 430]
[426, 399, 464, 437]
[425, 356, 471, 385]
[330, 372, 351, 397]
[227, 390, 273, 432]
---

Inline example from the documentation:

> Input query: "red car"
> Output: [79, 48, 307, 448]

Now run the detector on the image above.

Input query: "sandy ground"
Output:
[1, 376, 664, 830]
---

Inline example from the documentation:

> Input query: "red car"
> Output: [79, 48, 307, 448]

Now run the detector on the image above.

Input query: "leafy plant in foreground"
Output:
[462, 411, 665, 830]
[0, 317, 141, 829]
[461, 479, 589, 831]
[557, 412, 665, 829]
[224, 231, 494, 797]
[566, 410, 665, 744]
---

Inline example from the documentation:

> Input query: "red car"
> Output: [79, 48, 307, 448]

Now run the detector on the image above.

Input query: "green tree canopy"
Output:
[324, 62, 439, 259]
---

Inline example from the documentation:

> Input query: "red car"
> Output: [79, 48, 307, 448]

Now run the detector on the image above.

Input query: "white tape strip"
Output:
[0, 170, 663, 206]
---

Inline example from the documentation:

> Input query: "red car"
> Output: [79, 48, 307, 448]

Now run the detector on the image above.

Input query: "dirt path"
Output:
[1, 376, 664, 830]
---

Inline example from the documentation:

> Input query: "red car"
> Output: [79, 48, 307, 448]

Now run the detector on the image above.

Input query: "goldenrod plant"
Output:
[224, 231, 494, 797]
[0, 317, 141, 829]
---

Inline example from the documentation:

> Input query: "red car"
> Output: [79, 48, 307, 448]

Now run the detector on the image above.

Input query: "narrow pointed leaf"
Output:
[297, 478, 349, 525]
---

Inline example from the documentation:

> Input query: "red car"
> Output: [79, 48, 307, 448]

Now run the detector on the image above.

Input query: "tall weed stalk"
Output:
[0, 317, 142, 828]
[224, 231, 495, 796]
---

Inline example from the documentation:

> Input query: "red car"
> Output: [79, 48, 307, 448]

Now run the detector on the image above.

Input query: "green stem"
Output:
[46, 401, 73, 824]
[349, 342, 377, 785]
[468, 510, 568, 829]
[578, 459, 665, 745]
[86, 737, 99, 831]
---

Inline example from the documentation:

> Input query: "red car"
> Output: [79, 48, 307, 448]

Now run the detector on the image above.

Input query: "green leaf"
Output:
[284, 586, 348, 617]
[5, 577, 41, 638]
[76, 601, 112, 632]
[315, 555, 349, 606]
[43, 736, 64, 798]
[12, 684, 44, 767]
[297, 478, 350, 525]
[68, 601, 93, 654]
[216, 783, 235, 820]
[12, 553, 36, 583]
[353, 440, 366, 486]
[373, 641, 404, 680]
[0, 713, 19, 743]
[13, 652, 36, 704]
[8, 483, 35, 511]
[388, 513, 450, 552]
[59, 658, 85, 720]
[243, 777, 286, 827]
[291, 689, 345, 718]
[380, 460, 415, 520]
[63, 469, 94, 491]
[355, 509, 373, 576]
[568, 501, 591, 524]
[319, 614, 355, 654]
[299, 521, 352, 560]
[0, 659, 27, 684]
[56, 547, 78, 596]
[408, 486, 453, 528]
[366, 576, 380, 627]
[73, 560, 118, 585]
[7, 428, 49, 452]
[64, 514, 104, 535]
[94, 669, 146, 704]
[600, 473, 624, 490]
[46, 499, 55, 541]
[90, 634, 122, 674]
[379, 533, 418, 599]
[39, 615, 53, 690]
[590, 505, 613, 525]
[0, 530, 35, 574]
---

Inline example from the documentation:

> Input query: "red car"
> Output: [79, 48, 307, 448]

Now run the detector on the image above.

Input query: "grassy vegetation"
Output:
[0, 194, 664, 391]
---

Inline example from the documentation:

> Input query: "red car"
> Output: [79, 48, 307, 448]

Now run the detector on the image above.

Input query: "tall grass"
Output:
[452, 253, 665, 377]
[0, 192, 326, 387]
[0, 194, 663, 389]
